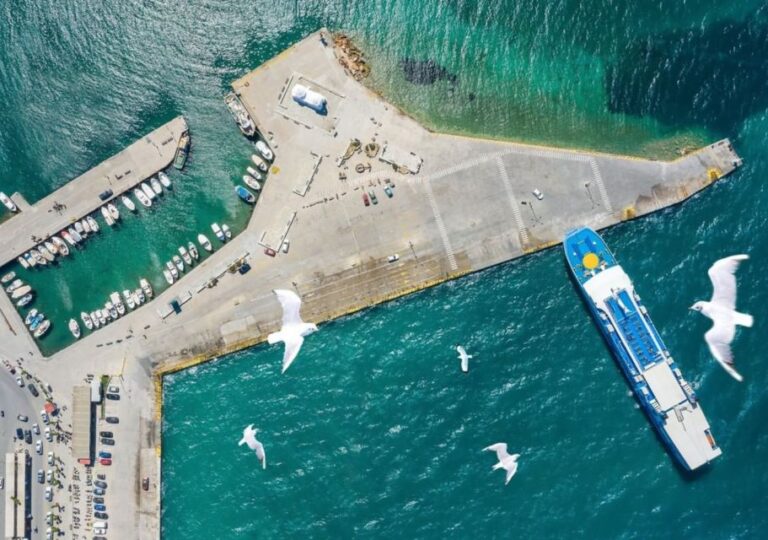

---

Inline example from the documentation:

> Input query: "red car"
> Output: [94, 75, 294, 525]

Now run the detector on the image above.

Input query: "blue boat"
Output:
[235, 185, 256, 204]
[564, 227, 721, 471]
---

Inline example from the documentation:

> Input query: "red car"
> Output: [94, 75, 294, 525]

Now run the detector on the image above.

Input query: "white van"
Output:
[93, 521, 108, 530]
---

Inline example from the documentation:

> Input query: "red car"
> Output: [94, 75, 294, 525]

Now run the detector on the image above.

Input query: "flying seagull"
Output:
[456, 345, 472, 373]
[238, 424, 266, 469]
[483, 443, 520, 485]
[690, 254, 753, 382]
[267, 289, 318, 373]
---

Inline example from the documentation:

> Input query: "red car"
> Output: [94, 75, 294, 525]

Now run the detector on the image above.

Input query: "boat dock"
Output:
[0, 116, 188, 267]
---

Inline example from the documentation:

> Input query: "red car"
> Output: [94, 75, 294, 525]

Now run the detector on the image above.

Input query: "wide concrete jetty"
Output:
[0, 116, 188, 267]
[0, 29, 743, 540]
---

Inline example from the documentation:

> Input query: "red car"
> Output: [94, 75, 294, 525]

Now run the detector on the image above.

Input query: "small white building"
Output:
[291, 84, 327, 114]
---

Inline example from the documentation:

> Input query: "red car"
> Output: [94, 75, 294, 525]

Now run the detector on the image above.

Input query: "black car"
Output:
[105, 393, 120, 401]
[94, 480, 107, 489]
[99, 431, 114, 438]
[94, 512, 109, 519]
[100, 438, 114, 446]
[24, 430, 32, 444]
[15, 428, 23, 439]
[98, 189, 113, 201]
[105, 417, 119, 424]
[94, 497, 104, 504]
[28, 384, 39, 397]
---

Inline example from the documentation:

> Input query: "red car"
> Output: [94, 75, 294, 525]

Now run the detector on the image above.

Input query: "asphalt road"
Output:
[1, 364, 53, 539]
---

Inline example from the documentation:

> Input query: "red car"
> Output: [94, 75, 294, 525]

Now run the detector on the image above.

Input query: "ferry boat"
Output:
[174, 133, 190, 170]
[564, 227, 721, 471]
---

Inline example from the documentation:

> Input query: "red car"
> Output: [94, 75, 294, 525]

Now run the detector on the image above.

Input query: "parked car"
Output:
[44, 486, 52, 501]
[384, 185, 393, 198]
[98, 451, 112, 459]
[387, 254, 400, 263]
[28, 384, 39, 397]
[97, 474, 106, 480]
[94, 503, 106, 512]
[35, 440, 43, 454]
[47, 451, 54, 466]
[142, 477, 150, 491]
[0, 477, 4, 490]
[40, 410, 49, 424]
[94, 512, 109, 520]
[105, 393, 120, 401]
[17, 414, 28, 422]
[32, 423, 39, 434]
[94, 480, 107, 489]
[100, 458, 112, 466]
[99, 431, 114, 438]
[24, 430, 32, 444]
[15, 377, 23, 387]
[15, 428, 23, 439]
[281, 240, 290, 254]
[369, 190, 378, 205]
[108, 386, 120, 393]
[105, 417, 119, 424]
[264, 247, 276, 257]
[94, 497, 104, 504]
[532, 188, 544, 200]
[101, 438, 114, 446]
[37, 470, 44, 483]
[44, 427, 52, 442]
[46, 470, 53, 483]
[362, 193, 370, 206]
[94, 488, 105, 496]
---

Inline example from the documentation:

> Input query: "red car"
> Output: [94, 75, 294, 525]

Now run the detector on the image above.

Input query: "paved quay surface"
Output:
[0, 116, 188, 267]
[0, 29, 743, 540]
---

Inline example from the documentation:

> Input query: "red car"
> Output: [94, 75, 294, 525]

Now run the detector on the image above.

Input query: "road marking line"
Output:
[495, 157, 529, 245]
[588, 158, 613, 213]
[422, 180, 457, 271]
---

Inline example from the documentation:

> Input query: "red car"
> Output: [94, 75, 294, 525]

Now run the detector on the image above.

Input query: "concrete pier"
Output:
[0, 29, 743, 540]
[0, 116, 188, 267]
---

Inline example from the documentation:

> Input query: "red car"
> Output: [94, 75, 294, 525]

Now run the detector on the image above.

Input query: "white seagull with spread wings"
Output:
[267, 289, 318, 373]
[483, 443, 520, 485]
[690, 254, 753, 382]
[456, 345, 472, 373]
[238, 424, 267, 469]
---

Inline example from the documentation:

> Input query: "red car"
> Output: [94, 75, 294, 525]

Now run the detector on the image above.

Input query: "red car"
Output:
[264, 247, 277, 257]
[362, 193, 370, 206]
[100, 458, 112, 466]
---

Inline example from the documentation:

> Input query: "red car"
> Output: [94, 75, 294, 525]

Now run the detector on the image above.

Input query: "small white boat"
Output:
[110, 292, 125, 316]
[23, 253, 36, 268]
[123, 289, 136, 310]
[246, 166, 264, 181]
[255, 140, 274, 161]
[179, 246, 192, 266]
[173, 255, 184, 273]
[166, 261, 179, 279]
[197, 234, 212, 252]
[96, 310, 107, 326]
[81, 312, 93, 330]
[45, 241, 59, 257]
[211, 223, 225, 242]
[251, 154, 268, 172]
[134, 188, 152, 208]
[163, 269, 174, 285]
[0, 192, 18, 212]
[16, 293, 34, 307]
[188, 242, 199, 260]
[141, 182, 156, 201]
[105, 301, 118, 320]
[34, 320, 51, 338]
[30, 249, 47, 266]
[243, 174, 262, 192]
[76, 220, 87, 237]
[101, 206, 115, 226]
[87, 216, 100, 233]
[108, 203, 120, 221]
[5, 279, 23, 292]
[134, 288, 145, 305]
[90, 311, 101, 329]
[121, 195, 137, 212]
[68, 227, 83, 243]
[69, 319, 81, 339]
[52, 236, 69, 256]
[61, 230, 76, 246]
[12, 285, 32, 299]
[1, 271, 16, 284]
[222, 224, 232, 239]
[81, 219, 91, 235]
[38, 245, 55, 262]
[150, 177, 163, 195]
[24, 309, 38, 326]
[158, 172, 171, 188]
[140, 278, 154, 298]
[17, 256, 29, 269]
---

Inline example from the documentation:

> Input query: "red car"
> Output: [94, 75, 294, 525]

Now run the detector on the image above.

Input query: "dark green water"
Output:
[2, 0, 767, 537]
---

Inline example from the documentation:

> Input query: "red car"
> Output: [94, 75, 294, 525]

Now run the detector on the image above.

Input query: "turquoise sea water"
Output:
[2, 0, 767, 537]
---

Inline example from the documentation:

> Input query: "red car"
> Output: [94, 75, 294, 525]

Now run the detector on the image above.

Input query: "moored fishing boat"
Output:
[166, 261, 179, 279]
[34, 319, 51, 338]
[16, 293, 34, 307]
[74, 221, 86, 237]
[29, 312, 45, 331]
[224, 92, 257, 138]
[68, 227, 83, 243]
[25, 309, 38, 326]
[107, 203, 120, 221]
[163, 269, 174, 285]
[101, 206, 115, 226]
[86, 216, 100, 233]
[187, 242, 199, 260]
[211, 223, 225, 242]
[52, 236, 69, 256]
[140, 278, 153, 298]
[255, 140, 274, 161]
[246, 166, 263, 181]
[81, 219, 91, 235]
[134, 188, 152, 208]
[141, 182, 156, 201]
[0, 191, 18, 212]
[564, 227, 722, 471]
[173, 255, 184, 273]
[68, 319, 81, 339]
[222, 224, 232, 239]
[110, 292, 125, 316]
[197, 234, 212, 252]
[121, 195, 137, 212]
[235, 185, 256, 204]
[251, 154, 268, 172]
[12, 285, 32, 299]
[174, 133, 190, 169]
[81, 312, 93, 330]
[23, 253, 36, 268]
[243, 175, 262, 192]
[134, 288, 145, 305]
[179, 246, 192, 266]
[1, 271, 16, 284]
[105, 301, 118, 320]
[150, 177, 163, 195]
[123, 289, 136, 310]
[61, 230, 76, 246]
[17, 256, 29, 269]
[96, 310, 107, 327]
[38, 245, 55, 262]
[30, 249, 47, 266]
[158, 171, 172, 188]
[5, 279, 23, 292]
[44, 241, 59, 257]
